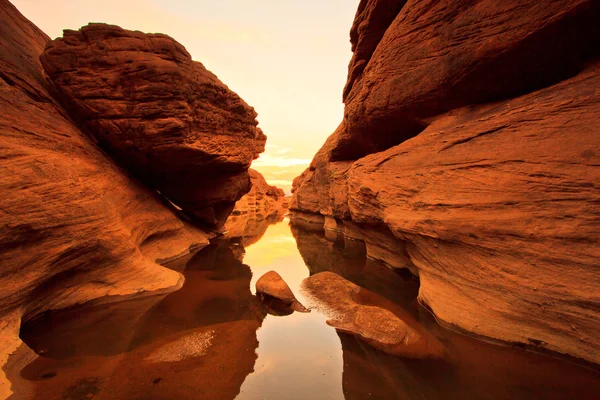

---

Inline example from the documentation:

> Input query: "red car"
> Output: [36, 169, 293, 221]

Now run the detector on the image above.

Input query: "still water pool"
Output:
[13, 217, 600, 399]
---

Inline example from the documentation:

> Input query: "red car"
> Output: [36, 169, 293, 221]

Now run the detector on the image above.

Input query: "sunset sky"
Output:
[12, 0, 360, 192]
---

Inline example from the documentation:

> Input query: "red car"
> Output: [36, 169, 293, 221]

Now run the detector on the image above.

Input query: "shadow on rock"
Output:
[17, 241, 266, 400]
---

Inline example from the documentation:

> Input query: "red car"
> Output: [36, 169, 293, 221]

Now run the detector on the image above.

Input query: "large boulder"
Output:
[0, 0, 211, 323]
[336, 0, 600, 160]
[40, 23, 266, 226]
[292, 0, 600, 364]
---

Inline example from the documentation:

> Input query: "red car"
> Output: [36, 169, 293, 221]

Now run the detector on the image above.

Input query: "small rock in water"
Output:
[256, 271, 310, 314]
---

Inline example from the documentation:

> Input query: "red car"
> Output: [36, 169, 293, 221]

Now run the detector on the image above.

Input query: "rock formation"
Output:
[256, 271, 309, 313]
[303, 272, 443, 358]
[223, 169, 286, 247]
[230, 169, 285, 218]
[292, 223, 600, 399]
[292, 0, 600, 364]
[40, 23, 266, 227]
[0, 1, 266, 396]
[10, 241, 266, 400]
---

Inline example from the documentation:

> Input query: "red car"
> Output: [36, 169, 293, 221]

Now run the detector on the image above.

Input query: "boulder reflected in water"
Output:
[290, 212, 600, 400]
[256, 270, 310, 314]
[303, 271, 444, 359]
[17, 240, 272, 400]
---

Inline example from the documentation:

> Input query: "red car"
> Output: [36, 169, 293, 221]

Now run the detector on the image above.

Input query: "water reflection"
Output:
[290, 215, 600, 400]
[12, 210, 600, 400]
[17, 241, 267, 400]
[236, 220, 345, 400]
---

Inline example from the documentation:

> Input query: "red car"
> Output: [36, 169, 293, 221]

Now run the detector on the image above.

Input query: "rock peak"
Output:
[41, 23, 266, 226]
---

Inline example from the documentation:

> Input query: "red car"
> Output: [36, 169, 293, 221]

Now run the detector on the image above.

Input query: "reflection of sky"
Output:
[12, 0, 360, 191]
[238, 219, 345, 400]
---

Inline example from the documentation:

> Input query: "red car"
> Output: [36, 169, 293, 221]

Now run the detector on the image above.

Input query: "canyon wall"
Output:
[40, 23, 266, 227]
[291, 0, 600, 364]
[0, 1, 266, 395]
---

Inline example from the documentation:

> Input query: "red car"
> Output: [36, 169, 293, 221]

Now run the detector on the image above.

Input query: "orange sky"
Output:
[13, 0, 359, 192]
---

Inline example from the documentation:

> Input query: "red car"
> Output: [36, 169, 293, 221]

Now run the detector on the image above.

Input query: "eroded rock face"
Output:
[231, 169, 285, 217]
[40, 23, 266, 226]
[292, 0, 600, 364]
[0, 1, 264, 395]
[336, 0, 600, 160]
[11, 242, 266, 400]
[0, 0, 213, 321]
[224, 169, 286, 247]
[256, 271, 309, 313]
[303, 272, 443, 359]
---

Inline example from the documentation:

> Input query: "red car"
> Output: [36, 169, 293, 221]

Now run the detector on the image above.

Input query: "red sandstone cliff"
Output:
[0, 0, 267, 394]
[292, 0, 600, 364]
[40, 23, 266, 227]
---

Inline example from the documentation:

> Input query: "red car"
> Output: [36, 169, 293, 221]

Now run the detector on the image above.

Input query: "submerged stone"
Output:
[302, 271, 444, 359]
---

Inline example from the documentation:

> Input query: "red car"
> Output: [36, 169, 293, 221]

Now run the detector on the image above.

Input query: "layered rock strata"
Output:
[0, 1, 266, 396]
[292, 0, 600, 364]
[292, 223, 600, 398]
[230, 169, 285, 217]
[1, 0, 210, 325]
[40, 23, 266, 226]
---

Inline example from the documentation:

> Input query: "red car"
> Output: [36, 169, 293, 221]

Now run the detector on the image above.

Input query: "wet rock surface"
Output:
[291, 0, 600, 364]
[303, 272, 443, 359]
[40, 23, 266, 227]
[13, 241, 267, 400]
[256, 271, 309, 314]
[292, 222, 600, 399]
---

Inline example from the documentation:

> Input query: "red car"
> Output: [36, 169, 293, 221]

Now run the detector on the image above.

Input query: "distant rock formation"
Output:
[223, 169, 287, 247]
[40, 23, 266, 227]
[292, 0, 600, 364]
[231, 169, 286, 216]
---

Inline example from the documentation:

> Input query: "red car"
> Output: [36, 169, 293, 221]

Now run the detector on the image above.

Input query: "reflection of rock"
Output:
[291, 0, 600, 364]
[256, 271, 309, 313]
[41, 24, 266, 227]
[224, 169, 286, 247]
[14, 241, 266, 400]
[295, 212, 419, 275]
[292, 219, 600, 399]
[303, 272, 443, 359]
[291, 215, 419, 308]
[130, 243, 267, 347]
